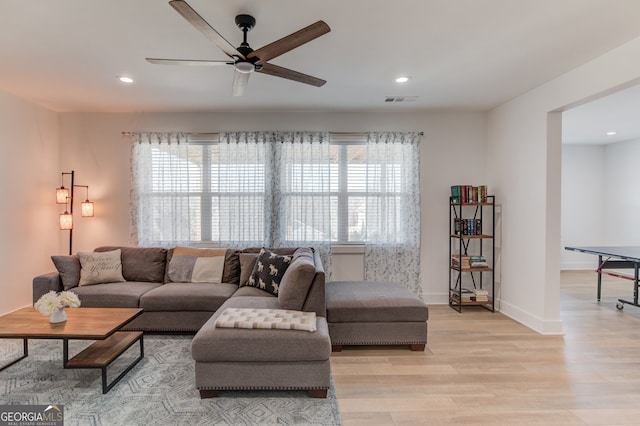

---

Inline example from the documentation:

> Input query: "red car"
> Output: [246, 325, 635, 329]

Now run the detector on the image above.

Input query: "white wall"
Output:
[57, 110, 487, 303]
[561, 144, 606, 269]
[604, 139, 640, 244]
[487, 34, 640, 334]
[561, 140, 640, 270]
[0, 91, 59, 315]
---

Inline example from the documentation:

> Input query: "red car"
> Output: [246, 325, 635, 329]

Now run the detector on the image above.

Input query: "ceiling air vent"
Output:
[385, 96, 418, 103]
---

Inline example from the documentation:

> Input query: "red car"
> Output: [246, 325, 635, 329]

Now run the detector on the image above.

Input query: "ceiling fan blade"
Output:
[232, 71, 250, 96]
[258, 63, 326, 87]
[247, 21, 330, 64]
[146, 58, 233, 66]
[169, 0, 244, 59]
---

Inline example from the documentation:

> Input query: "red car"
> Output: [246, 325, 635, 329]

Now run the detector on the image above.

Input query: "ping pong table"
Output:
[564, 246, 640, 310]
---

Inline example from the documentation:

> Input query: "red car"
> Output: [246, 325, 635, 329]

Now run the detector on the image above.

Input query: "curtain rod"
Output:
[121, 131, 424, 137]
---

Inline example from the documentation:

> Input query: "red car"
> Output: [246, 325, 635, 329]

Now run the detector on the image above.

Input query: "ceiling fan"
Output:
[146, 0, 331, 96]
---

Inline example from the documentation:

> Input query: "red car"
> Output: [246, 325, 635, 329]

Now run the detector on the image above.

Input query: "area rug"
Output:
[0, 335, 341, 426]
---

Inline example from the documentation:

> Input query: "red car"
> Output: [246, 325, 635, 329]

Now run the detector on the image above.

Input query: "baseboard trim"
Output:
[498, 299, 564, 335]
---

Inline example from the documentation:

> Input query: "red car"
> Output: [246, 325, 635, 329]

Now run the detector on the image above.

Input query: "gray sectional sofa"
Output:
[33, 245, 332, 397]
[33, 244, 429, 397]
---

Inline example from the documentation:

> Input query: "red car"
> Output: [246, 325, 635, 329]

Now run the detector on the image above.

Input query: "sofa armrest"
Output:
[33, 272, 63, 305]
[302, 249, 326, 318]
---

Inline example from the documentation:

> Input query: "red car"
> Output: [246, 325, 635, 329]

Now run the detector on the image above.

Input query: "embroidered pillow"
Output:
[168, 246, 226, 283]
[77, 249, 125, 286]
[247, 248, 293, 296]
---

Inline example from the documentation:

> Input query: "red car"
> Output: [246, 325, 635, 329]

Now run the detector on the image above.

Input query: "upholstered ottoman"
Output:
[326, 281, 428, 351]
[191, 297, 332, 398]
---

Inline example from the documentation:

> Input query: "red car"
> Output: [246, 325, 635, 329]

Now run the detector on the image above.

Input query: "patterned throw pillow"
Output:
[247, 248, 293, 296]
[77, 249, 126, 286]
[167, 247, 227, 283]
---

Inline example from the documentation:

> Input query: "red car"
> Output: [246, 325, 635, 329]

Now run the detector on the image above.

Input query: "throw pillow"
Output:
[278, 248, 316, 310]
[247, 248, 293, 296]
[77, 249, 125, 286]
[51, 255, 81, 290]
[238, 253, 259, 286]
[94, 246, 167, 283]
[167, 246, 226, 283]
[221, 249, 241, 284]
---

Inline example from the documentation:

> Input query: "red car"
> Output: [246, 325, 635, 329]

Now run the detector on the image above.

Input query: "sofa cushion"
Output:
[72, 281, 161, 308]
[167, 247, 227, 283]
[51, 255, 80, 290]
[95, 246, 167, 283]
[326, 281, 429, 323]
[78, 249, 126, 286]
[192, 296, 331, 362]
[246, 249, 292, 296]
[140, 282, 238, 311]
[278, 248, 316, 310]
[231, 285, 275, 298]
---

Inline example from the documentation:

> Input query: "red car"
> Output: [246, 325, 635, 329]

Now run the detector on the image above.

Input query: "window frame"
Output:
[139, 137, 411, 245]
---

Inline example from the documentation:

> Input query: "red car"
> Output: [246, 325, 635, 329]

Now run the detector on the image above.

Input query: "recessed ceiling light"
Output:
[606, 131, 617, 136]
[395, 76, 410, 83]
[118, 76, 134, 84]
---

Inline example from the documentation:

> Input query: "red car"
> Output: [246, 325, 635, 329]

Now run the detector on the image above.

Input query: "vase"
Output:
[50, 309, 67, 324]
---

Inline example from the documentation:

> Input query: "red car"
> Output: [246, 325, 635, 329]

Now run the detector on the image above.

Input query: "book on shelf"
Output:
[473, 288, 489, 301]
[451, 288, 490, 302]
[451, 255, 487, 269]
[470, 255, 488, 267]
[450, 185, 489, 203]
[451, 254, 471, 268]
[457, 288, 475, 302]
[453, 218, 482, 236]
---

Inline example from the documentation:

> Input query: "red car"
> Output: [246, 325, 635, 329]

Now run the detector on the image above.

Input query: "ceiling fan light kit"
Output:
[146, 0, 330, 96]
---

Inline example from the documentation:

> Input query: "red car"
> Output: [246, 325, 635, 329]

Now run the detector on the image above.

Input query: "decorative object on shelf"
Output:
[56, 170, 94, 254]
[449, 193, 495, 312]
[34, 290, 81, 323]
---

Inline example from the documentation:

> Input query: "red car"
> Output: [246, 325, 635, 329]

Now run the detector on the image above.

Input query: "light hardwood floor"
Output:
[331, 270, 640, 425]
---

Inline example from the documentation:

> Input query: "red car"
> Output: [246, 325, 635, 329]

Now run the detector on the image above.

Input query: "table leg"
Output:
[634, 262, 639, 305]
[0, 338, 28, 371]
[597, 255, 603, 301]
[101, 334, 144, 394]
[63, 338, 69, 367]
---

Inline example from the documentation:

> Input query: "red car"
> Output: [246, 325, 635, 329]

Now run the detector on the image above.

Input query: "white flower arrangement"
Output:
[34, 290, 81, 316]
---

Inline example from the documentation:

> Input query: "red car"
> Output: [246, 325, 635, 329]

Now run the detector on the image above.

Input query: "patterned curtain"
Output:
[130, 132, 189, 247]
[363, 132, 422, 297]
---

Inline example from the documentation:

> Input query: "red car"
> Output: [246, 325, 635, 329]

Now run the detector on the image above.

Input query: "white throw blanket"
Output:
[214, 308, 317, 332]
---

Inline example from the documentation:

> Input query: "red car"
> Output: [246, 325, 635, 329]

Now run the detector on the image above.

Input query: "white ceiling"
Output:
[2, 0, 640, 143]
[563, 83, 640, 145]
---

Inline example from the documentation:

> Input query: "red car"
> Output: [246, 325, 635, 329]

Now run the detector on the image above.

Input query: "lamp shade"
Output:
[59, 212, 73, 230]
[81, 200, 94, 217]
[56, 187, 70, 204]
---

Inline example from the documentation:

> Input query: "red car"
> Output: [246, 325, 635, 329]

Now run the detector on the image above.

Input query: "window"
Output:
[279, 142, 407, 243]
[132, 132, 418, 246]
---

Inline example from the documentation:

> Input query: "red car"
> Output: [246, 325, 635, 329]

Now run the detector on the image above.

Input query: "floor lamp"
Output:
[56, 170, 94, 255]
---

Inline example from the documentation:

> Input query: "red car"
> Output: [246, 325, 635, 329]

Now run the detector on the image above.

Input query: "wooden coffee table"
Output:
[0, 307, 143, 393]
